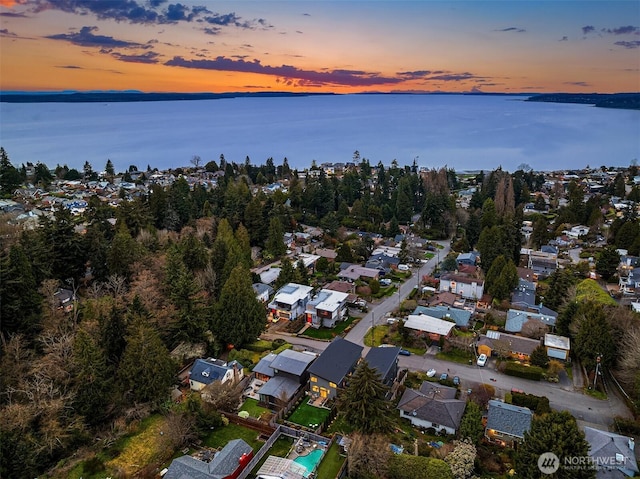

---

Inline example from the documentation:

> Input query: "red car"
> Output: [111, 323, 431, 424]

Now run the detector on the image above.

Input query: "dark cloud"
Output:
[203, 27, 221, 35]
[397, 70, 432, 79]
[166, 3, 194, 22]
[582, 25, 596, 34]
[192, 6, 211, 16]
[605, 25, 639, 35]
[496, 27, 526, 33]
[57, 65, 82, 68]
[46, 26, 143, 48]
[564, 81, 590, 87]
[614, 40, 640, 48]
[0, 11, 28, 17]
[203, 12, 242, 26]
[0, 28, 17, 36]
[302, 13, 311, 16]
[164, 56, 404, 86]
[111, 51, 160, 63]
[149, 0, 166, 7]
[559, 36, 568, 41]
[428, 72, 478, 81]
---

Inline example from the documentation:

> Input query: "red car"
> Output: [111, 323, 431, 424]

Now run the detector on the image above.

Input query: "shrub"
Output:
[504, 362, 543, 381]
[511, 391, 551, 414]
[388, 454, 454, 479]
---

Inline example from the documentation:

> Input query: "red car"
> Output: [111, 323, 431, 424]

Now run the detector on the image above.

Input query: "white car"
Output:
[427, 368, 437, 377]
[477, 353, 488, 367]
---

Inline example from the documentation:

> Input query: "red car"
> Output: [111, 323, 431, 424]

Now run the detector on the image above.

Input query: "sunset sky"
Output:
[1, 0, 639, 94]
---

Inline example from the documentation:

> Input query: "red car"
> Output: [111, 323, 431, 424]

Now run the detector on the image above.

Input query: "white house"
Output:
[565, 225, 590, 239]
[188, 358, 244, 391]
[544, 333, 571, 361]
[305, 289, 349, 329]
[404, 314, 456, 341]
[397, 382, 466, 435]
[438, 273, 484, 300]
[268, 283, 314, 321]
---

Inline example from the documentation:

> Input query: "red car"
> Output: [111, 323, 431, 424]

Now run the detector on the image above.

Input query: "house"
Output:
[511, 278, 537, 310]
[252, 353, 277, 382]
[413, 305, 472, 328]
[565, 225, 590, 239]
[252, 283, 274, 303]
[544, 333, 571, 361]
[477, 331, 541, 361]
[365, 253, 401, 275]
[404, 314, 456, 341]
[307, 337, 363, 401]
[258, 267, 281, 285]
[584, 426, 639, 479]
[438, 273, 484, 300]
[256, 349, 316, 409]
[505, 308, 557, 336]
[189, 358, 244, 391]
[364, 346, 400, 387]
[456, 252, 479, 267]
[397, 382, 466, 435]
[305, 289, 349, 329]
[268, 283, 314, 321]
[338, 264, 381, 282]
[528, 250, 558, 279]
[314, 248, 338, 262]
[164, 438, 253, 479]
[296, 253, 321, 273]
[485, 400, 533, 447]
[54, 288, 76, 313]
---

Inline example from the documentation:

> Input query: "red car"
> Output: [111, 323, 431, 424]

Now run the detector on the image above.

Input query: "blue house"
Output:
[413, 305, 472, 328]
[456, 252, 479, 267]
[189, 358, 244, 391]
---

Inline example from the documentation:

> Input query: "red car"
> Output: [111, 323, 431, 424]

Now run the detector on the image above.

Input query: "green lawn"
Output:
[248, 436, 293, 477]
[303, 316, 357, 340]
[203, 422, 265, 452]
[436, 348, 474, 364]
[315, 441, 346, 478]
[240, 398, 271, 418]
[287, 402, 331, 428]
[363, 325, 388, 347]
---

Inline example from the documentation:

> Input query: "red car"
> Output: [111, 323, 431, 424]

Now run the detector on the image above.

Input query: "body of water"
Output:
[1, 94, 638, 173]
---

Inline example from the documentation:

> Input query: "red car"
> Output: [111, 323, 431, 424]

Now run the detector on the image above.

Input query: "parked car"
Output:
[380, 278, 392, 286]
[440, 372, 448, 381]
[386, 317, 398, 325]
[399, 349, 411, 356]
[453, 376, 460, 386]
[477, 353, 487, 367]
[427, 368, 436, 377]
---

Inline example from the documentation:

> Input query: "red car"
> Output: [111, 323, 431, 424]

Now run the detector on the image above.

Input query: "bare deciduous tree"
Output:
[347, 433, 391, 479]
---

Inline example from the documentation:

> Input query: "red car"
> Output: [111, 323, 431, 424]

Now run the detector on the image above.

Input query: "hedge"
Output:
[511, 391, 551, 414]
[387, 455, 453, 479]
[504, 362, 543, 381]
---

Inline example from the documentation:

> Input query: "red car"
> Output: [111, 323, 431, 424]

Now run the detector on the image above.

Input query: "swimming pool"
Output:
[293, 448, 324, 477]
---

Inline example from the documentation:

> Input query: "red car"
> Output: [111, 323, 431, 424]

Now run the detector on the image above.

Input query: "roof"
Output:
[253, 283, 274, 297]
[165, 439, 253, 479]
[273, 283, 313, 305]
[259, 267, 281, 285]
[418, 381, 457, 400]
[397, 388, 466, 430]
[440, 273, 484, 286]
[252, 353, 278, 378]
[506, 309, 557, 333]
[584, 427, 639, 478]
[486, 400, 533, 439]
[307, 337, 363, 384]
[413, 305, 471, 327]
[190, 358, 237, 386]
[307, 289, 349, 313]
[270, 348, 316, 376]
[258, 375, 301, 401]
[338, 264, 380, 280]
[257, 456, 307, 479]
[404, 314, 456, 336]
[478, 332, 541, 356]
[544, 333, 570, 350]
[364, 347, 399, 382]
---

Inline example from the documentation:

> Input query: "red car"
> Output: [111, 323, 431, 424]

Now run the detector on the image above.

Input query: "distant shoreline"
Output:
[1, 90, 638, 110]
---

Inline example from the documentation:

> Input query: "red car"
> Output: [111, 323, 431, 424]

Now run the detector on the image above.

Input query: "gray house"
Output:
[485, 400, 533, 447]
[256, 349, 316, 409]
[413, 305, 472, 328]
[364, 346, 400, 387]
[164, 438, 253, 479]
[307, 337, 363, 401]
[584, 426, 639, 479]
[397, 382, 465, 435]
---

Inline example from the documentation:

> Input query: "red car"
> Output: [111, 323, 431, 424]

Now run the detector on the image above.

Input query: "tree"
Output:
[573, 302, 615, 373]
[347, 433, 392, 479]
[458, 401, 483, 444]
[118, 317, 175, 404]
[445, 439, 477, 479]
[530, 345, 549, 368]
[0, 147, 22, 196]
[388, 454, 453, 479]
[335, 243, 354, 263]
[595, 246, 620, 281]
[34, 162, 54, 186]
[336, 360, 393, 434]
[265, 216, 286, 258]
[516, 411, 594, 479]
[530, 216, 549, 249]
[275, 257, 296, 290]
[213, 264, 266, 349]
[105, 158, 115, 178]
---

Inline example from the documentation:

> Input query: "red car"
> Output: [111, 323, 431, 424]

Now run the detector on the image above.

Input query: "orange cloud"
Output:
[0, 0, 24, 7]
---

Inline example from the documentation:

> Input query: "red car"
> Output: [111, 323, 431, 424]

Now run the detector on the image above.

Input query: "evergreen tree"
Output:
[543, 269, 576, 312]
[105, 159, 115, 178]
[275, 257, 296, 290]
[530, 216, 549, 249]
[458, 401, 483, 445]
[595, 246, 620, 281]
[530, 345, 549, 368]
[335, 243, 355, 263]
[0, 147, 22, 196]
[516, 411, 594, 479]
[336, 360, 393, 434]
[107, 223, 143, 278]
[477, 225, 503, 274]
[213, 264, 266, 348]
[265, 216, 286, 258]
[118, 317, 175, 404]
[574, 303, 615, 372]
[296, 259, 310, 285]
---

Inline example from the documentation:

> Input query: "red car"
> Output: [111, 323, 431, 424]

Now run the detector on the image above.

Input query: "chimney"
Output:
[629, 438, 635, 451]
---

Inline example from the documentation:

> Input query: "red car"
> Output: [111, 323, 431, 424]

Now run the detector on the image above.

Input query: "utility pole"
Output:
[370, 311, 375, 346]
[593, 354, 601, 390]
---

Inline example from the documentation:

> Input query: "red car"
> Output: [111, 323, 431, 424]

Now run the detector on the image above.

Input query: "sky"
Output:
[0, 0, 639, 94]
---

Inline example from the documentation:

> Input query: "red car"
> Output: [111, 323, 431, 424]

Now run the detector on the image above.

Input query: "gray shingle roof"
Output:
[584, 426, 639, 479]
[252, 353, 277, 378]
[486, 400, 532, 439]
[270, 349, 316, 376]
[307, 337, 363, 384]
[258, 375, 301, 401]
[165, 439, 253, 479]
[364, 347, 399, 383]
[397, 388, 466, 430]
[190, 358, 235, 386]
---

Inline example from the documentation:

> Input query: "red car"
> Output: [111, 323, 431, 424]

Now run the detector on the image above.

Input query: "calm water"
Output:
[293, 448, 324, 477]
[1, 94, 638, 172]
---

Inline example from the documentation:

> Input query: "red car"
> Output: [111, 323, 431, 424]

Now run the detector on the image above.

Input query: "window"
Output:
[310, 376, 317, 383]
[312, 386, 319, 392]
[329, 382, 337, 388]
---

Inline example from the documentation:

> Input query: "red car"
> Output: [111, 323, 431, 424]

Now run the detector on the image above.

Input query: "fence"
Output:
[224, 411, 276, 437]
[236, 424, 282, 479]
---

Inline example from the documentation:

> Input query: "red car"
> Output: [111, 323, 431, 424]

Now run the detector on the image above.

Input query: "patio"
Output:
[242, 377, 265, 400]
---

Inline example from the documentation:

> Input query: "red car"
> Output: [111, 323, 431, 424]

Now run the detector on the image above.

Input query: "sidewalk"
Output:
[571, 358, 585, 390]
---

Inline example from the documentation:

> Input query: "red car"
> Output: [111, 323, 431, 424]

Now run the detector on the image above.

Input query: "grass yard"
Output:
[287, 401, 331, 428]
[203, 422, 265, 452]
[436, 348, 474, 364]
[248, 435, 294, 477]
[240, 398, 271, 419]
[363, 325, 388, 347]
[303, 316, 356, 340]
[315, 441, 346, 478]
